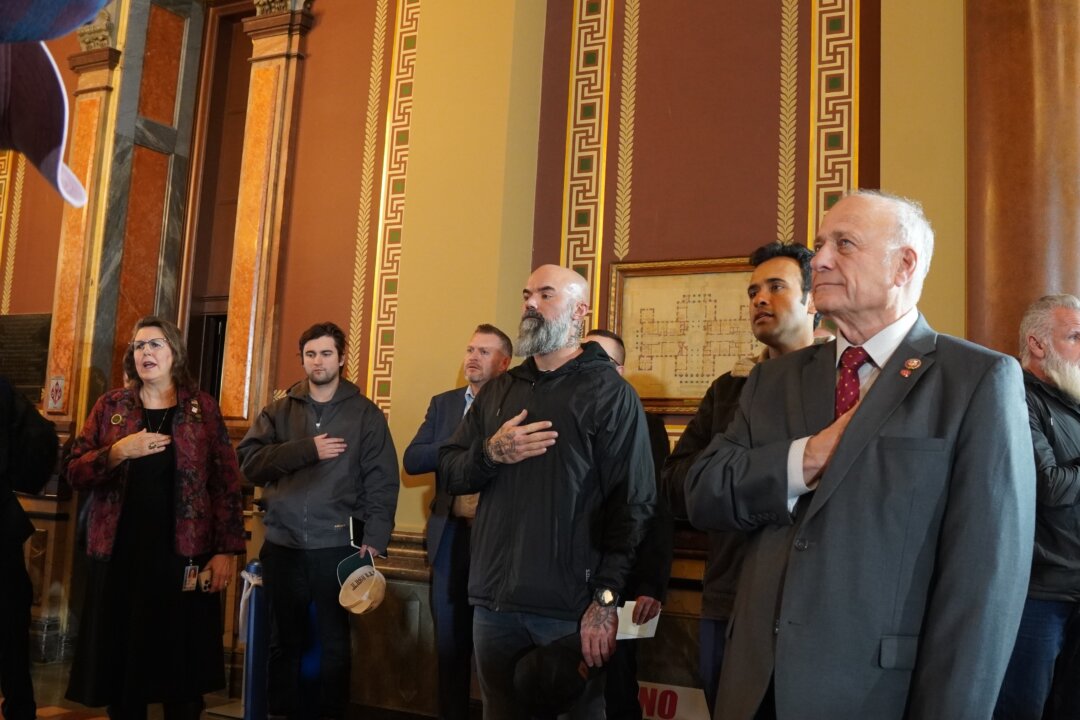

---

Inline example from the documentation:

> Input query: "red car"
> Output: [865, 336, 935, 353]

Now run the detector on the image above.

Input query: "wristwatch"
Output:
[593, 586, 619, 607]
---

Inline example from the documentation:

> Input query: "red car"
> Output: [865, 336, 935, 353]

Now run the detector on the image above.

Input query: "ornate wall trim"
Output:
[776, 0, 798, 243]
[611, 0, 638, 261]
[346, 0, 389, 385]
[366, 0, 419, 414]
[0, 154, 24, 314]
[560, 0, 614, 314]
[807, 0, 859, 241]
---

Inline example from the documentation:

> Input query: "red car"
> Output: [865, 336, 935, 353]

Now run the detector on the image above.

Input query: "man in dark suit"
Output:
[403, 324, 512, 720]
[685, 191, 1035, 720]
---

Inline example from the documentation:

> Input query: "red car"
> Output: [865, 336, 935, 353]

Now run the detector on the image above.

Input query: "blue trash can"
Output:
[242, 559, 268, 720]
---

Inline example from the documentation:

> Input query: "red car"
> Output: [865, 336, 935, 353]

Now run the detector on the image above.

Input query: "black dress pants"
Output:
[261, 541, 355, 720]
[0, 541, 34, 720]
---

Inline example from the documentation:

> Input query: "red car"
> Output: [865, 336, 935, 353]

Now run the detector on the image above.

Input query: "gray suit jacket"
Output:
[686, 315, 1035, 720]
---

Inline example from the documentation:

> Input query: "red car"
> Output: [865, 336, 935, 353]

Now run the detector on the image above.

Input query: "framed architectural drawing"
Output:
[608, 259, 763, 414]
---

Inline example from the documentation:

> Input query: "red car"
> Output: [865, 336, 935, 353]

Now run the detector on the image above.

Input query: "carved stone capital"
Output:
[254, 0, 312, 15]
[76, 9, 115, 52]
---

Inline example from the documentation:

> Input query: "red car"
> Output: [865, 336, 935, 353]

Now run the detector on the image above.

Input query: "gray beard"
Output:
[516, 310, 576, 357]
[1043, 349, 1080, 404]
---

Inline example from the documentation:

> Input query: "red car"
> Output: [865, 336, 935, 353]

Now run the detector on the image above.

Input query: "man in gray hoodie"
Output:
[238, 322, 399, 720]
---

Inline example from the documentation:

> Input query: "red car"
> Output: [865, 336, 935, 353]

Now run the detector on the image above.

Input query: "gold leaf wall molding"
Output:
[612, 0, 639, 261]
[366, 0, 419, 415]
[560, 0, 614, 316]
[347, 0, 389, 384]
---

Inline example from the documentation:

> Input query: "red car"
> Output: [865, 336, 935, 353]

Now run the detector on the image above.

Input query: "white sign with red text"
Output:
[638, 682, 710, 720]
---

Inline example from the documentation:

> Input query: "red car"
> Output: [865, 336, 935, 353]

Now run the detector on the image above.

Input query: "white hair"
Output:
[1019, 293, 1080, 365]
[848, 189, 935, 290]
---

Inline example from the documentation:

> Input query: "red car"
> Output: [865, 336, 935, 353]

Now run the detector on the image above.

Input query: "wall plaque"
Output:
[0, 313, 52, 403]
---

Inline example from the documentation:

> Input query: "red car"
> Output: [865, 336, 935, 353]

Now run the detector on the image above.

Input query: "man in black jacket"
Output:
[996, 294, 1080, 720]
[0, 377, 59, 720]
[586, 329, 672, 720]
[439, 265, 656, 720]
[661, 241, 818, 714]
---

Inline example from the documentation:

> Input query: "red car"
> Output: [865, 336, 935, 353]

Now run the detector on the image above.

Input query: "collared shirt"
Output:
[786, 307, 920, 506]
[463, 387, 475, 417]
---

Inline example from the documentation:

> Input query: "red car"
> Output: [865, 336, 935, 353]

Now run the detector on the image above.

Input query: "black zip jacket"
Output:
[1025, 370, 1080, 600]
[439, 341, 656, 620]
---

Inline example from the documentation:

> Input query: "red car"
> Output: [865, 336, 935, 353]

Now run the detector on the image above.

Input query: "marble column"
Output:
[43, 11, 120, 430]
[967, 1, 1080, 354]
[218, 0, 313, 426]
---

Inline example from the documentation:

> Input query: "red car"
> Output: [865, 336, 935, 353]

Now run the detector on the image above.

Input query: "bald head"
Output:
[517, 264, 592, 362]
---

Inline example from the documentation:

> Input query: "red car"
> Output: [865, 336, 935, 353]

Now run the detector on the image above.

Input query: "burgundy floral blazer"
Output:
[67, 386, 246, 560]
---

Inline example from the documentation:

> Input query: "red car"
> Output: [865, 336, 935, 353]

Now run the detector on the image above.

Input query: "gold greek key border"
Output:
[560, 0, 614, 316]
[347, 0, 389, 384]
[366, 0, 418, 414]
[807, 0, 859, 242]
[1, 155, 25, 315]
[776, 0, 798, 243]
[611, 0, 638, 261]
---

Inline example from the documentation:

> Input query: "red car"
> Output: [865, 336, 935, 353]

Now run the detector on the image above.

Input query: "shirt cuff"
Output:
[786, 437, 813, 512]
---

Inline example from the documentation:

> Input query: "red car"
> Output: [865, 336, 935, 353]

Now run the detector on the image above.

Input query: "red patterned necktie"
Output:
[835, 346, 870, 418]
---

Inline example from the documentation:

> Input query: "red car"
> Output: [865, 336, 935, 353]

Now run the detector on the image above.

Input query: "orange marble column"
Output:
[967, 1, 1080, 354]
[219, 4, 313, 426]
[43, 19, 121, 430]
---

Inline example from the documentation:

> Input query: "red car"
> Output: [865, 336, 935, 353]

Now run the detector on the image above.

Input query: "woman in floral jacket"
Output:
[65, 316, 245, 720]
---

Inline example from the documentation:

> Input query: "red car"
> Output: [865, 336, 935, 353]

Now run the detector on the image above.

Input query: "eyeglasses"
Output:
[132, 338, 168, 352]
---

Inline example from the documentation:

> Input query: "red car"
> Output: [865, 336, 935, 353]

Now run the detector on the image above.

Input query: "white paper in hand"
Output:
[616, 600, 660, 640]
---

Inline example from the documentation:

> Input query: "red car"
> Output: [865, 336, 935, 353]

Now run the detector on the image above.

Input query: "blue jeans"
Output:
[699, 617, 728, 715]
[472, 606, 604, 720]
[431, 518, 474, 720]
[994, 597, 1080, 720]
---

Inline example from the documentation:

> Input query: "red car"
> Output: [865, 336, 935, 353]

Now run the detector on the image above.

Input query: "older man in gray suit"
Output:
[685, 191, 1035, 720]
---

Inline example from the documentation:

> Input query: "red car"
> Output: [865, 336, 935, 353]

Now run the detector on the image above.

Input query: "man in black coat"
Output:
[660, 241, 819, 714]
[996, 294, 1080, 720]
[0, 377, 59, 720]
[586, 329, 673, 720]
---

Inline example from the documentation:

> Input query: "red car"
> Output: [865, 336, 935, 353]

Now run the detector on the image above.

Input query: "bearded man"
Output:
[996, 294, 1080, 720]
[439, 264, 656, 719]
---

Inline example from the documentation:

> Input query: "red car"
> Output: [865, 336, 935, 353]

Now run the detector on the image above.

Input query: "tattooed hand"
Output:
[484, 409, 558, 464]
[580, 600, 618, 667]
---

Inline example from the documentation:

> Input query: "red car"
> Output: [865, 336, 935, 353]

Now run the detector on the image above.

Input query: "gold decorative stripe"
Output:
[611, 0, 638, 261]
[1, 155, 25, 315]
[776, 0, 798, 243]
[807, 0, 859, 242]
[560, 0, 615, 316]
[347, 0, 389, 383]
[366, 0, 419, 415]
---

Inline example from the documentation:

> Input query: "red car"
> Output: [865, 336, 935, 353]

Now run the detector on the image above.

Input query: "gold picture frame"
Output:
[608, 258, 762, 414]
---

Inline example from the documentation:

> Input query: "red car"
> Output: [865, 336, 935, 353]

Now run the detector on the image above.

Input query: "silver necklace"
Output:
[145, 406, 173, 434]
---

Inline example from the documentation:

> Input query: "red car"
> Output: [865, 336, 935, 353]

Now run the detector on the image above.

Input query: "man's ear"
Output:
[572, 301, 591, 323]
[1027, 334, 1047, 361]
[893, 246, 918, 287]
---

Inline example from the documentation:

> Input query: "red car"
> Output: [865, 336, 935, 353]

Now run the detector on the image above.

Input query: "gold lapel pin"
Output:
[904, 358, 922, 370]
[110, 413, 123, 425]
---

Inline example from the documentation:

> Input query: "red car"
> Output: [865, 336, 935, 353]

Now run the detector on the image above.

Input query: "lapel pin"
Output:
[900, 369, 912, 378]
[904, 358, 922, 370]
[110, 413, 123, 425]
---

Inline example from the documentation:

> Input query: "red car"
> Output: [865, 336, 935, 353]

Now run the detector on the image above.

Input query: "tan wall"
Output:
[880, 0, 965, 336]
[388, 1, 547, 532]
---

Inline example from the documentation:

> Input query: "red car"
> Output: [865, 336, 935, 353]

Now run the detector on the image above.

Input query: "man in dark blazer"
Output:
[685, 191, 1035, 720]
[403, 324, 512, 720]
